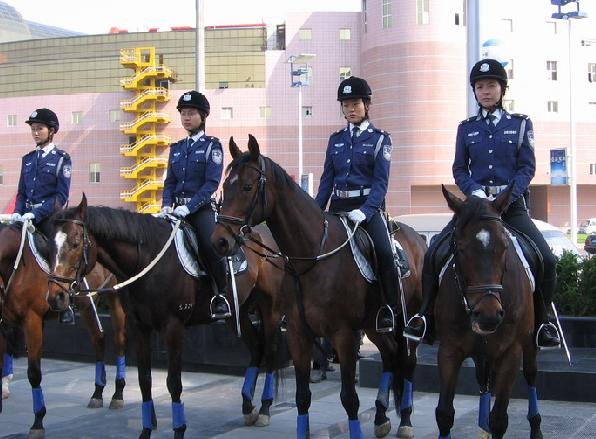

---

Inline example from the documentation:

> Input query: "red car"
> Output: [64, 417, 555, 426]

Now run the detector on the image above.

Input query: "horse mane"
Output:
[53, 206, 169, 245]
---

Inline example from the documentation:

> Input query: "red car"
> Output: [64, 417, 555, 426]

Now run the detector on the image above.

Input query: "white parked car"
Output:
[579, 218, 596, 234]
[532, 219, 580, 258]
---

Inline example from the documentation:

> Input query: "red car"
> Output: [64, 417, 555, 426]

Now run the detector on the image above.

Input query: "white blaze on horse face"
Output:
[229, 173, 238, 185]
[54, 231, 68, 270]
[476, 229, 491, 249]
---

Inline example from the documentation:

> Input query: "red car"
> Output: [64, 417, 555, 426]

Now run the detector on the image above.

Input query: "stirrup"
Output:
[210, 295, 232, 319]
[535, 322, 561, 351]
[375, 305, 395, 333]
[403, 314, 427, 342]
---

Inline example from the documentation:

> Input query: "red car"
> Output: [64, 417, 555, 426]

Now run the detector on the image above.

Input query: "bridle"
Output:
[453, 214, 505, 316]
[47, 218, 92, 297]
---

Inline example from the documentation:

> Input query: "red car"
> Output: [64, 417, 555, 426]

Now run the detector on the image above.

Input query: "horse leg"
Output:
[395, 338, 416, 439]
[332, 329, 364, 439]
[0, 332, 7, 408]
[286, 328, 313, 439]
[77, 299, 106, 409]
[239, 309, 261, 426]
[523, 345, 543, 439]
[436, 344, 464, 439]
[23, 312, 46, 439]
[107, 293, 127, 410]
[136, 325, 156, 439]
[256, 303, 281, 427]
[489, 346, 522, 439]
[164, 319, 187, 439]
[474, 357, 491, 439]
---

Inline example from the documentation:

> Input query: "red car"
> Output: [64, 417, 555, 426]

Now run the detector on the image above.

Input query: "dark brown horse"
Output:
[434, 186, 543, 439]
[45, 198, 285, 439]
[212, 135, 426, 439]
[0, 222, 126, 439]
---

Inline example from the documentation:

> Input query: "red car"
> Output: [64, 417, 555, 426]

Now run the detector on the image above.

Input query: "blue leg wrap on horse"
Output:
[95, 361, 107, 386]
[478, 392, 491, 432]
[261, 372, 274, 401]
[349, 419, 364, 439]
[296, 413, 309, 438]
[376, 372, 393, 409]
[401, 379, 413, 410]
[527, 386, 539, 419]
[32, 387, 45, 414]
[171, 402, 186, 429]
[142, 400, 157, 429]
[116, 356, 126, 380]
[2, 354, 13, 377]
[242, 366, 259, 400]
[438, 435, 452, 439]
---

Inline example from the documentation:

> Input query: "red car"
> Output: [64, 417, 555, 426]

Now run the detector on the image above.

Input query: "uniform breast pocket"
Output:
[466, 139, 483, 158]
[331, 146, 347, 168]
[39, 165, 57, 184]
[190, 152, 207, 174]
[354, 145, 374, 165]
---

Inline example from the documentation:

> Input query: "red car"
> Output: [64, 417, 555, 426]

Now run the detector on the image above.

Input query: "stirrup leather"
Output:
[535, 322, 560, 351]
[403, 314, 427, 342]
[210, 294, 232, 319]
[375, 305, 395, 333]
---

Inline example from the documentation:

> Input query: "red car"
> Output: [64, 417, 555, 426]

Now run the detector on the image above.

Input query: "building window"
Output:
[546, 21, 558, 34]
[547, 61, 558, 81]
[339, 28, 351, 40]
[72, 111, 83, 124]
[302, 106, 313, 118]
[503, 99, 515, 112]
[218, 81, 229, 89]
[547, 101, 559, 113]
[0, 167, 3, 184]
[259, 106, 271, 119]
[501, 18, 513, 32]
[221, 107, 233, 120]
[299, 28, 312, 40]
[506, 59, 514, 80]
[589, 63, 596, 83]
[339, 66, 352, 81]
[89, 163, 100, 183]
[416, 0, 429, 25]
[590, 163, 596, 175]
[382, 0, 392, 28]
[362, 0, 368, 33]
[109, 110, 120, 122]
[6, 114, 16, 127]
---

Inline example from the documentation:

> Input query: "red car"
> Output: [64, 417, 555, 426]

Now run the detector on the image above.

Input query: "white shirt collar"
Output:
[189, 130, 205, 143]
[349, 120, 370, 136]
[37, 143, 55, 158]
[481, 108, 502, 125]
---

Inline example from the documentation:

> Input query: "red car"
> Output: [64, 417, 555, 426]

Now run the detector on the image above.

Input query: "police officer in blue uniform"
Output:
[10, 108, 74, 324]
[315, 76, 400, 333]
[403, 59, 560, 349]
[161, 91, 231, 319]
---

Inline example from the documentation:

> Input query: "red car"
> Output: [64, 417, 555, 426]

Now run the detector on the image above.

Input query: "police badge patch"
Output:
[62, 164, 72, 178]
[527, 130, 535, 150]
[211, 149, 223, 165]
[383, 144, 392, 161]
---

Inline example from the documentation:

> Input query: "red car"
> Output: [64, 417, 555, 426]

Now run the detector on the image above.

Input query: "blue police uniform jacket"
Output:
[314, 122, 392, 220]
[162, 134, 224, 214]
[452, 111, 535, 203]
[15, 145, 72, 223]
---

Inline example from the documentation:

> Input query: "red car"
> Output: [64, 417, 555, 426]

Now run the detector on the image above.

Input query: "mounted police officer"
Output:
[161, 91, 231, 319]
[10, 108, 74, 324]
[403, 59, 561, 350]
[314, 76, 400, 333]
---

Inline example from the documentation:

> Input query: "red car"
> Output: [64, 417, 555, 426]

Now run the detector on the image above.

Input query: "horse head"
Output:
[47, 194, 97, 312]
[213, 135, 272, 256]
[442, 184, 513, 335]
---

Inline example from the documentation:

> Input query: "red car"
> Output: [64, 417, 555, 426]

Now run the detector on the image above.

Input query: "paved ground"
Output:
[1, 356, 595, 438]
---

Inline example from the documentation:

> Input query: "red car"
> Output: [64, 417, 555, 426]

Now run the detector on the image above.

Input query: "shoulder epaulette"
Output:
[376, 128, 390, 136]
[459, 116, 478, 125]
[332, 127, 347, 136]
[206, 135, 220, 143]
[55, 149, 70, 160]
[24, 150, 36, 158]
[510, 113, 530, 120]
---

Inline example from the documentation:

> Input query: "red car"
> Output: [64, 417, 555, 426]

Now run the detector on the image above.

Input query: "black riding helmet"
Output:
[25, 108, 59, 133]
[469, 59, 508, 88]
[337, 76, 372, 102]
[177, 90, 210, 116]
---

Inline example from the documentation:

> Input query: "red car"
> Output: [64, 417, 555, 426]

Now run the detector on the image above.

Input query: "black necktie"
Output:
[351, 126, 359, 144]
[485, 114, 496, 126]
[36, 149, 43, 161]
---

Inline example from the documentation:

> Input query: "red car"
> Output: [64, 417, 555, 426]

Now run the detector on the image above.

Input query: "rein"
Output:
[3, 219, 31, 298]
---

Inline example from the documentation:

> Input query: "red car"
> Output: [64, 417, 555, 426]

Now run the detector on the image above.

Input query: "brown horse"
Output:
[0, 222, 127, 439]
[212, 135, 426, 438]
[434, 186, 543, 439]
[45, 198, 285, 439]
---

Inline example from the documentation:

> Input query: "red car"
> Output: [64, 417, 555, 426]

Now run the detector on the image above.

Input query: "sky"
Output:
[6, 0, 362, 34]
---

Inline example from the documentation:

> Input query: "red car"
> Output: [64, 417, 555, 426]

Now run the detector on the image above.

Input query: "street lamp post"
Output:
[551, 0, 587, 245]
[288, 54, 316, 193]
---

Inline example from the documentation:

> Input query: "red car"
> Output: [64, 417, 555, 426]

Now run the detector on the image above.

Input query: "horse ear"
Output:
[247, 134, 260, 162]
[77, 193, 88, 220]
[229, 136, 241, 159]
[492, 185, 514, 214]
[442, 185, 464, 214]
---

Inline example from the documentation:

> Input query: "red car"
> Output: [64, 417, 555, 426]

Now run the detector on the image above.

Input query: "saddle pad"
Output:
[339, 216, 376, 283]
[27, 231, 50, 275]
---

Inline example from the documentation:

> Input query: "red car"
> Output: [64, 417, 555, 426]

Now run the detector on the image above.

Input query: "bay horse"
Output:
[434, 186, 543, 439]
[46, 197, 285, 439]
[212, 135, 427, 438]
[0, 221, 127, 439]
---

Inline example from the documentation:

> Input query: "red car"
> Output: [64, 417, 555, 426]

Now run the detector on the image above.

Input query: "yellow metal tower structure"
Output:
[119, 47, 177, 213]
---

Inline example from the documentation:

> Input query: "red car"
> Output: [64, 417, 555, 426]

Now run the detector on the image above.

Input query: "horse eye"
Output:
[242, 184, 253, 192]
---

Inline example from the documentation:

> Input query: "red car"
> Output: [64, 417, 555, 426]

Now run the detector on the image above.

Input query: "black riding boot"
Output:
[403, 272, 437, 344]
[376, 269, 400, 333]
[534, 276, 560, 350]
[210, 257, 232, 320]
[59, 305, 76, 325]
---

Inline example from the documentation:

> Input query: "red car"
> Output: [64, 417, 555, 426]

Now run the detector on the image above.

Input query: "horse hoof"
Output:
[478, 428, 490, 439]
[109, 399, 124, 410]
[27, 428, 45, 439]
[374, 420, 391, 438]
[255, 414, 271, 427]
[87, 398, 103, 409]
[243, 408, 259, 426]
[397, 425, 414, 438]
